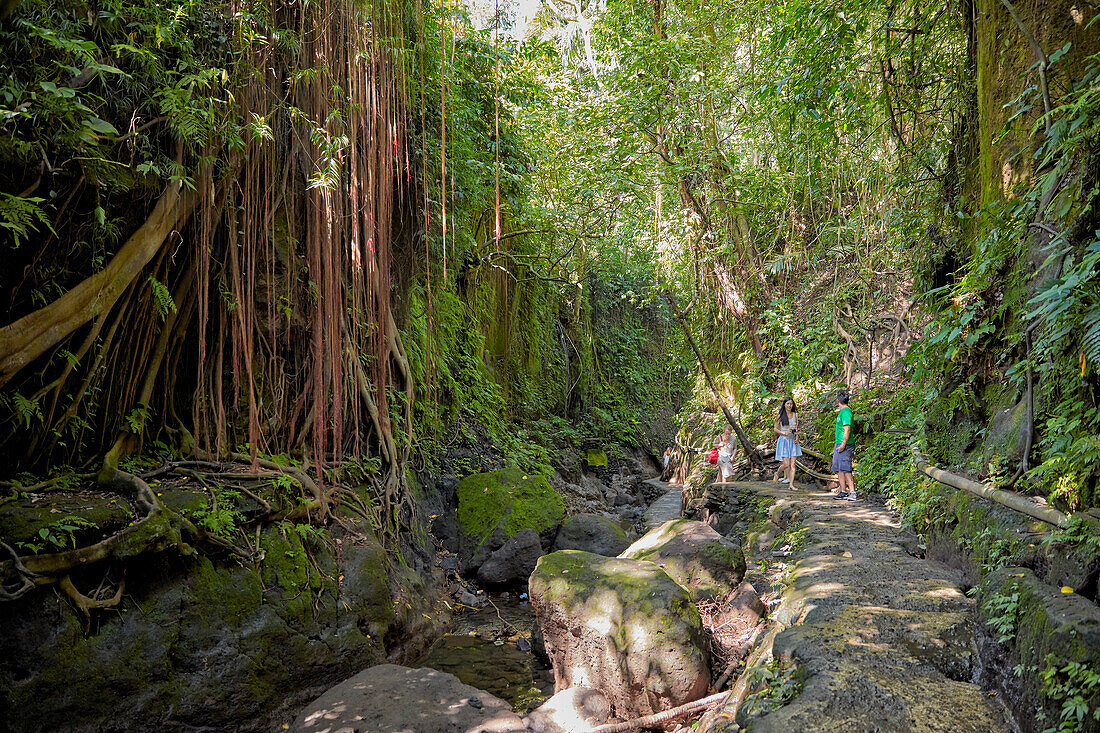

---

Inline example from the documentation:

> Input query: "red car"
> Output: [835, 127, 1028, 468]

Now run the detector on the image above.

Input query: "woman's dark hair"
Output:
[778, 397, 796, 426]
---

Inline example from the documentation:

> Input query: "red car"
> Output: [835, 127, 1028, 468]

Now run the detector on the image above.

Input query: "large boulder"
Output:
[528, 550, 710, 721]
[620, 519, 746, 601]
[292, 664, 526, 733]
[457, 469, 565, 574]
[553, 513, 630, 556]
[478, 528, 544, 586]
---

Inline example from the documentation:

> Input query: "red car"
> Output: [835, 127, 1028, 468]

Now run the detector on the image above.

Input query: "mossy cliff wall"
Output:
[0, 526, 446, 732]
[975, 0, 1099, 207]
[400, 267, 689, 457]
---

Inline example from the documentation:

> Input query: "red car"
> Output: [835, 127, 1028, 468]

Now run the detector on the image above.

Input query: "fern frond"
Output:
[148, 276, 177, 320]
[0, 193, 55, 247]
[1082, 306, 1100, 373]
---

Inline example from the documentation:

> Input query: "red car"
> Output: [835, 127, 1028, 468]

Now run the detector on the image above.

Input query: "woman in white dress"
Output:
[717, 427, 736, 483]
[772, 397, 802, 486]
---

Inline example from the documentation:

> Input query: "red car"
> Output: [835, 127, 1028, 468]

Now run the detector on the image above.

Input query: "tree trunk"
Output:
[665, 292, 762, 466]
[0, 181, 200, 387]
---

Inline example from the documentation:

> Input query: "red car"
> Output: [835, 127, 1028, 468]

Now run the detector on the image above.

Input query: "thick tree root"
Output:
[59, 574, 125, 624]
[0, 541, 37, 600]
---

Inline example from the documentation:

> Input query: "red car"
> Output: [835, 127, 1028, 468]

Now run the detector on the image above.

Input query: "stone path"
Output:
[642, 478, 682, 528]
[707, 482, 1016, 733]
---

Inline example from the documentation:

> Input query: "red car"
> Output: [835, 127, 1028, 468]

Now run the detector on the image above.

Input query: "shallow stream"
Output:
[413, 593, 554, 712]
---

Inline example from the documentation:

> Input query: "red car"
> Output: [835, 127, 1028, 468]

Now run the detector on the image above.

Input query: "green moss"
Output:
[189, 556, 264, 625]
[701, 540, 745, 568]
[456, 468, 564, 545]
[586, 449, 608, 467]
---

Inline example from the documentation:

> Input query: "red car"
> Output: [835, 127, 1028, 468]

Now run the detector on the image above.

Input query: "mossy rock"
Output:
[456, 469, 564, 572]
[977, 567, 1100, 731]
[529, 550, 710, 720]
[620, 519, 746, 601]
[585, 449, 608, 468]
[0, 491, 134, 550]
[553, 513, 630, 556]
[979, 388, 1028, 465]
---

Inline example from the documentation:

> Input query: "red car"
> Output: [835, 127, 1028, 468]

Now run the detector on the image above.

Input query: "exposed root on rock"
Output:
[59, 573, 125, 626]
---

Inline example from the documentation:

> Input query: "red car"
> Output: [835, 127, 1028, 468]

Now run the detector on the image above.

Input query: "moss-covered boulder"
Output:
[0, 525, 443, 732]
[553, 513, 630, 556]
[456, 469, 565, 573]
[976, 566, 1100, 732]
[528, 550, 710, 721]
[620, 519, 746, 601]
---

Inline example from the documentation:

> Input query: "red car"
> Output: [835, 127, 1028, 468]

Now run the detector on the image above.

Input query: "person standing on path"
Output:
[832, 389, 858, 500]
[772, 397, 802, 487]
[661, 446, 674, 482]
[716, 427, 737, 483]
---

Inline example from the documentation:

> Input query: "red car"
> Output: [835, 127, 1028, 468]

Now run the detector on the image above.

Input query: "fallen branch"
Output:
[912, 449, 1069, 526]
[665, 291, 762, 467]
[591, 691, 731, 733]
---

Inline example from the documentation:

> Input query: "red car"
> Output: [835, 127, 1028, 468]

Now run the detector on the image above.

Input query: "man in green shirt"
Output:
[831, 389, 858, 501]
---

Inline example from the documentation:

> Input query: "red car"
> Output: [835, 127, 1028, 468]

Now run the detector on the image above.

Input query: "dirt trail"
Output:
[715, 482, 1016, 733]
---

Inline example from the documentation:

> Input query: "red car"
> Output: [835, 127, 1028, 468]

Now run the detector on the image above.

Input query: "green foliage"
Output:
[0, 193, 54, 247]
[16, 514, 97, 554]
[984, 590, 1021, 643]
[148, 276, 177, 321]
[889, 478, 950, 532]
[1040, 655, 1100, 733]
[1040, 515, 1100, 557]
[751, 657, 806, 707]
[123, 403, 152, 435]
[184, 483, 244, 540]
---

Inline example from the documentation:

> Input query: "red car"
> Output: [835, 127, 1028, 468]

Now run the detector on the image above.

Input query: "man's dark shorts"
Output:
[832, 445, 854, 473]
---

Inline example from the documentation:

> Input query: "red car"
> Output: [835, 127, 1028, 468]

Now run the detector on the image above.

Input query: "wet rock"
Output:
[524, 687, 611, 733]
[455, 587, 487, 608]
[612, 492, 633, 507]
[528, 550, 710, 721]
[553, 513, 630, 556]
[620, 519, 746, 601]
[292, 664, 526, 733]
[478, 529, 544, 586]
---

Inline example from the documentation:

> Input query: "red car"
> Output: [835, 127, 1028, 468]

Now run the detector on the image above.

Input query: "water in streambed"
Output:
[413, 593, 555, 712]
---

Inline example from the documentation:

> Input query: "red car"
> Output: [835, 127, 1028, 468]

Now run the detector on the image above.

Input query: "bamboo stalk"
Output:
[911, 449, 1068, 526]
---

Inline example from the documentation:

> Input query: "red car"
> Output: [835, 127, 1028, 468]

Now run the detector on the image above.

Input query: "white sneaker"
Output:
[779, 478, 789, 484]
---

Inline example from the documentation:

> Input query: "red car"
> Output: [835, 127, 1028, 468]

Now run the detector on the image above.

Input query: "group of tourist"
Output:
[709, 388, 858, 501]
